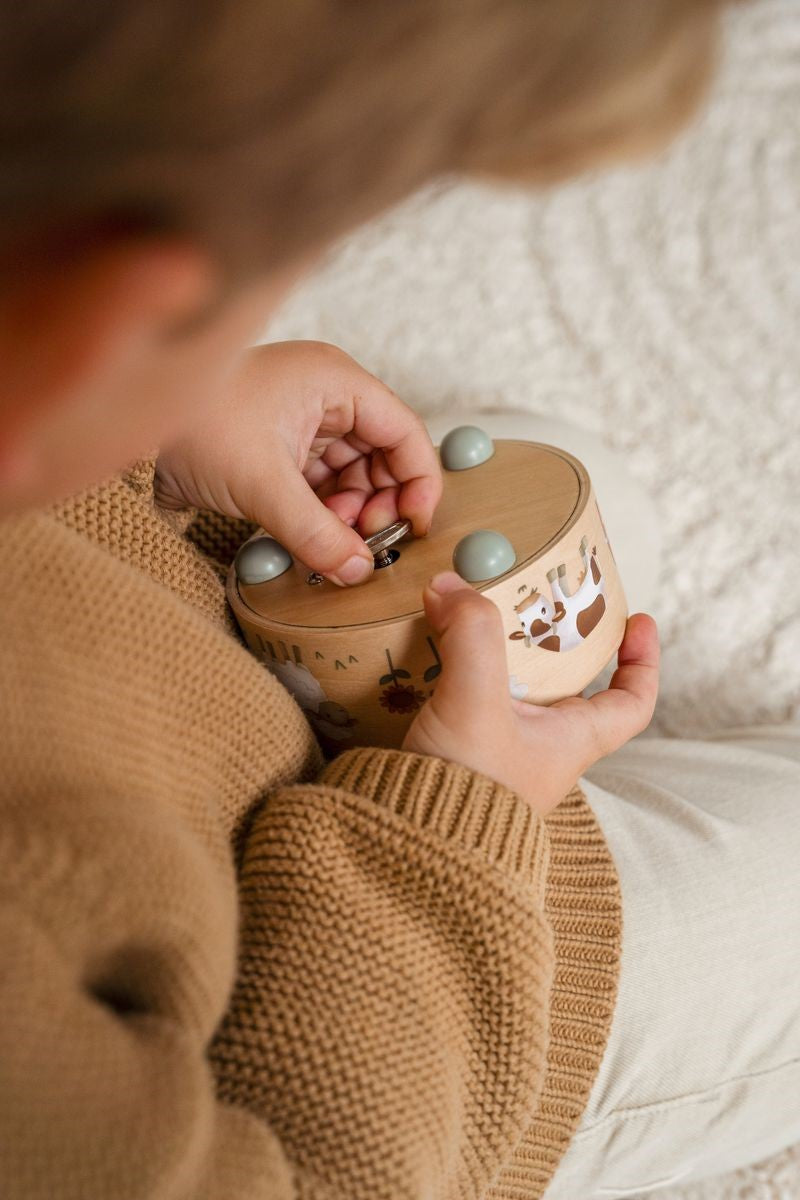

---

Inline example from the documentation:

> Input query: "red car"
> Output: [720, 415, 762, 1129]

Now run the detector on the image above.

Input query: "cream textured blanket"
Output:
[265, 1, 800, 1195]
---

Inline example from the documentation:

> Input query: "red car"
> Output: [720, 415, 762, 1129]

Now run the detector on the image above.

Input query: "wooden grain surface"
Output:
[234, 440, 588, 630]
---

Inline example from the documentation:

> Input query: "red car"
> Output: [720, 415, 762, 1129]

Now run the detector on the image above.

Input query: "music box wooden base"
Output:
[227, 429, 627, 750]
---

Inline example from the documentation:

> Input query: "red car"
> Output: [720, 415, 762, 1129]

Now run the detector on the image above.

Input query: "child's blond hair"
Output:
[0, 1, 722, 275]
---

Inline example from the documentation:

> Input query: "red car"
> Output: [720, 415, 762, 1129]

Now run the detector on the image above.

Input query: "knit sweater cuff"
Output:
[319, 747, 550, 893]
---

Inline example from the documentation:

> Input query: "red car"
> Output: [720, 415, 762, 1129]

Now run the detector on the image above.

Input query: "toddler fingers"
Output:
[344, 390, 442, 538]
[321, 486, 400, 536]
[422, 573, 511, 718]
[367, 448, 397, 491]
[327, 450, 439, 539]
[605, 613, 660, 717]
[321, 488, 370, 527]
[262, 449, 374, 586]
[397, 473, 442, 539]
[570, 613, 660, 764]
[358, 487, 400, 535]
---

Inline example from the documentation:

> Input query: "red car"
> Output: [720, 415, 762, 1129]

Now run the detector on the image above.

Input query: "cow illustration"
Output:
[510, 536, 606, 653]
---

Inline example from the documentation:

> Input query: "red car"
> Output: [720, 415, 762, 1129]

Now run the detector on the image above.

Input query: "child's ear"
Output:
[0, 227, 216, 483]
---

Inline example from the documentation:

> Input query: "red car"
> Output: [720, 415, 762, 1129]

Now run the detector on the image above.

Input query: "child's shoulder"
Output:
[0, 472, 234, 744]
[0, 483, 318, 817]
[45, 461, 232, 626]
[0, 472, 319, 782]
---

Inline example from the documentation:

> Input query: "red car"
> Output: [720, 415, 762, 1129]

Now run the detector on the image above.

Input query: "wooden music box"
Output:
[227, 427, 627, 750]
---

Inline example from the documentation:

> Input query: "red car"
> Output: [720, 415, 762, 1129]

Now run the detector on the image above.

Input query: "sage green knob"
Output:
[235, 536, 292, 584]
[440, 425, 494, 471]
[453, 530, 516, 582]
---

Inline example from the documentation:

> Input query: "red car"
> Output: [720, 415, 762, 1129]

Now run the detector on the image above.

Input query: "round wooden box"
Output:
[227, 433, 627, 750]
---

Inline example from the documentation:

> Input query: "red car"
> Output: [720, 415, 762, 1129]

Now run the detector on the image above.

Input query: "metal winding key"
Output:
[365, 519, 412, 568]
[306, 519, 411, 584]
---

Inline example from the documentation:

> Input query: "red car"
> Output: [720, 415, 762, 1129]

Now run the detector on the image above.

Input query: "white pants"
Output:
[544, 725, 800, 1198]
[425, 412, 800, 1195]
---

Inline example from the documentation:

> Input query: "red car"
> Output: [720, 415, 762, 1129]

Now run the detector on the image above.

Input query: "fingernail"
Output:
[330, 555, 373, 586]
[410, 514, 433, 538]
[428, 571, 469, 596]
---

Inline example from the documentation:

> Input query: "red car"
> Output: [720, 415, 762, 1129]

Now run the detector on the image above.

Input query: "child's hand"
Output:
[404, 573, 659, 817]
[155, 340, 442, 586]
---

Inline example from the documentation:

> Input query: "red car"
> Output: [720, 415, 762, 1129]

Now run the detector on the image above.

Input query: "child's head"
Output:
[0, 0, 721, 509]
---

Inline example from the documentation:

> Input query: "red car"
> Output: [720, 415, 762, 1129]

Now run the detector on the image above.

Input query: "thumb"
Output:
[423, 572, 511, 714]
[259, 450, 374, 587]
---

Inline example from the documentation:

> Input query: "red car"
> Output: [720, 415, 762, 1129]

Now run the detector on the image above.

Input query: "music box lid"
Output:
[231, 439, 589, 631]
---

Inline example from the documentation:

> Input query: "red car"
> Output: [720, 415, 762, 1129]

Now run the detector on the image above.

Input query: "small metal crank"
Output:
[306, 519, 411, 585]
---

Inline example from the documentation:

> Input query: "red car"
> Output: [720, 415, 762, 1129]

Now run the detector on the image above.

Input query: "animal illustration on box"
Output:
[259, 654, 358, 742]
[510, 535, 606, 652]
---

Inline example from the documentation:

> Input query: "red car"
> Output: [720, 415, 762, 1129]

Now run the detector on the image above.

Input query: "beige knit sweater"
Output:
[0, 459, 622, 1200]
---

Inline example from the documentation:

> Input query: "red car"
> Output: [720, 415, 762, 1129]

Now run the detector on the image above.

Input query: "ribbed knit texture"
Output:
[0, 460, 622, 1199]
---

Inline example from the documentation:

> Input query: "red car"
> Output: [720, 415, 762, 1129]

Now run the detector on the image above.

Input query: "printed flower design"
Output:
[379, 683, 426, 715]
